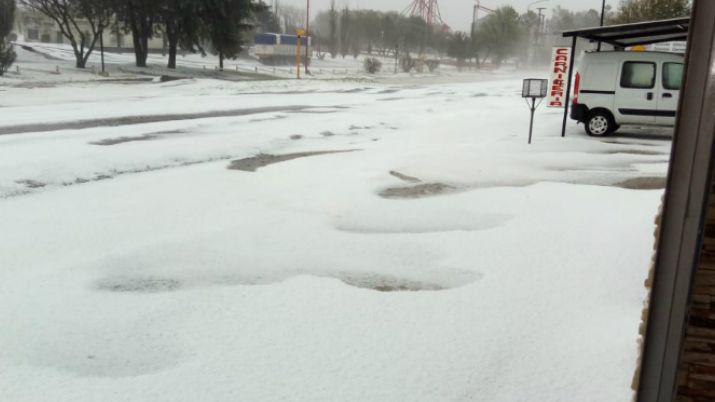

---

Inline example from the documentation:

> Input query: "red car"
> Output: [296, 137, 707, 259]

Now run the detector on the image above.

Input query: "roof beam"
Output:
[563, 17, 689, 38]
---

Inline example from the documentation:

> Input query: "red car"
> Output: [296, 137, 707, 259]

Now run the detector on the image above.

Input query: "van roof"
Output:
[581, 50, 684, 62]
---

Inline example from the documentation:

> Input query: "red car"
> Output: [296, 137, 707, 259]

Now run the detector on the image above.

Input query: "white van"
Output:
[570, 51, 685, 136]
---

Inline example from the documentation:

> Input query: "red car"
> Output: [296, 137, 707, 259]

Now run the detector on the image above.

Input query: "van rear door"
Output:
[657, 61, 683, 125]
[615, 61, 658, 125]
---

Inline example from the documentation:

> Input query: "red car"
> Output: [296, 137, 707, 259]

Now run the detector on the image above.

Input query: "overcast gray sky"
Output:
[276, 0, 620, 32]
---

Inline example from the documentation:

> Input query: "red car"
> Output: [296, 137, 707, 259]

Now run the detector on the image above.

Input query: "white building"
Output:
[11, 7, 165, 51]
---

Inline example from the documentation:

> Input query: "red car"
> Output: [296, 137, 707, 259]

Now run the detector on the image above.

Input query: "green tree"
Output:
[446, 32, 470, 67]
[400, 16, 430, 55]
[253, 1, 280, 33]
[0, 0, 16, 75]
[476, 6, 521, 65]
[380, 12, 400, 56]
[199, 0, 254, 70]
[160, 0, 202, 69]
[614, 0, 690, 23]
[550, 6, 604, 31]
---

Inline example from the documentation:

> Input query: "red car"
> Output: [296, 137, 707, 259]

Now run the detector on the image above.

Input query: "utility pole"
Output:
[536, 8, 546, 45]
[471, 4, 477, 38]
[474, 0, 480, 31]
[597, 0, 606, 51]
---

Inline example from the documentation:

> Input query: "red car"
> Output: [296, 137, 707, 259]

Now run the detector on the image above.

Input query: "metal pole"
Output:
[561, 36, 577, 138]
[297, 35, 302, 79]
[528, 97, 536, 144]
[597, 0, 606, 51]
[305, 0, 310, 74]
[100, 28, 105, 74]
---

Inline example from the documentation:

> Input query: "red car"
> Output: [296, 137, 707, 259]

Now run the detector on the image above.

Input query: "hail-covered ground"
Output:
[0, 44, 671, 402]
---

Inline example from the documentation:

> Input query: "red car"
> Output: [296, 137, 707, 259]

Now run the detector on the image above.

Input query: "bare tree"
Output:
[20, 0, 111, 68]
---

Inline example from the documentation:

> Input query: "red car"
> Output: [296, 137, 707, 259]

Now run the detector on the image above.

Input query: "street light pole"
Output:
[527, 0, 549, 12]
[597, 0, 606, 51]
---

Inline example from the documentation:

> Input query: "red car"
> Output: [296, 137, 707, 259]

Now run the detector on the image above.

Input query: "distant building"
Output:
[11, 7, 164, 52]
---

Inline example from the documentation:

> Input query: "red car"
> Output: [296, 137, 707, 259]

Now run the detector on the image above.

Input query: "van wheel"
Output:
[585, 112, 615, 137]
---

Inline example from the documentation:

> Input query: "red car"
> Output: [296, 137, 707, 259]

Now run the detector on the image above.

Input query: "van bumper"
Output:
[570, 103, 589, 123]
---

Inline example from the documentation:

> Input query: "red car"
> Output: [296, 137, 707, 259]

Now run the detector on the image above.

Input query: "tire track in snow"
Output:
[0, 105, 315, 136]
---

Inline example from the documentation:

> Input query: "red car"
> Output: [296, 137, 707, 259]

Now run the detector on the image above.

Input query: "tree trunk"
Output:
[142, 36, 149, 65]
[219, 51, 224, 70]
[168, 38, 177, 69]
[166, 20, 178, 69]
[73, 47, 87, 68]
[132, 33, 145, 67]
[130, 17, 150, 68]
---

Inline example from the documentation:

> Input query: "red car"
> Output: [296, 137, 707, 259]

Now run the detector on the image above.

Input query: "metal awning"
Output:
[558, 17, 691, 138]
[563, 17, 690, 48]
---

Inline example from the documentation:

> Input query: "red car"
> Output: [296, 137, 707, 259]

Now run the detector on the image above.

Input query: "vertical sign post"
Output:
[547, 47, 572, 108]
[522, 79, 548, 144]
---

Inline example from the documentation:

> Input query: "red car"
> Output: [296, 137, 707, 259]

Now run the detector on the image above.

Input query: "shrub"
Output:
[363, 57, 382, 74]
[0, 44, 15, 76]
[400, 54, 415, 73]
[426, 60, 440, 73]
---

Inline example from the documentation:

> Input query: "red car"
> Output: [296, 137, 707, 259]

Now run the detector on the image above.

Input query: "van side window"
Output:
[663, 63, 684, 90]
[620, 62, 656, 89]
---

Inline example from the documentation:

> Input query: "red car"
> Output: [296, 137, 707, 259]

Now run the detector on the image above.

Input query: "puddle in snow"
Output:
[336, 272, 446, 292]
[389, 170, 421, 183]
[335, 213, 512, 234]
[380, 183, 455, 199]
[228, 150, 359, 172]
[600, 140, 661, 147]
[90, 134, 159, 146]
[94, 276, 182, 293]
[600, 149, 666, 156]
[15, 179, 46, 188]
[613, 176, 666, 190]
[92, 268, 480, 294]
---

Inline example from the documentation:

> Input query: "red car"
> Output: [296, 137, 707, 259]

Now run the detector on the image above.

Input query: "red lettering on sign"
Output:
[548, 47, 571, 108]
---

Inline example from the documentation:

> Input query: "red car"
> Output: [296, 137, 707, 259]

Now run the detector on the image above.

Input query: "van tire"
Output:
[585, 111, 616, 137]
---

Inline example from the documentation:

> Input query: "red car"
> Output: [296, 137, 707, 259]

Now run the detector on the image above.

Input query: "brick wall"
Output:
[676, 170, 715, 401]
